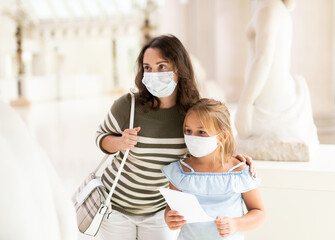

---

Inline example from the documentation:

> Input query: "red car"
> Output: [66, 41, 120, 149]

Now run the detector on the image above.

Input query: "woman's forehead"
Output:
[143, 48, 164, 60]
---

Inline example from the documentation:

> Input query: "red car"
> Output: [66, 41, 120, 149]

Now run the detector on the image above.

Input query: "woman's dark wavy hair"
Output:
[135, 34, 200, 113]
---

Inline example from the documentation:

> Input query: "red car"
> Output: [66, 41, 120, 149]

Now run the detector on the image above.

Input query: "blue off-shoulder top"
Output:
[161, 160, 261, 240]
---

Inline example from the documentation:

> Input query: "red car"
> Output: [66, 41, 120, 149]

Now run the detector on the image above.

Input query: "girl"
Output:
[162, 98, 265, 240]
[96, 35, 256, 240]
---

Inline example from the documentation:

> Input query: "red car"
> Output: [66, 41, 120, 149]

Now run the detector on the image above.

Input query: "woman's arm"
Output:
[96, 93, 140, 154]
[164, 183, 187, 230]
[101, 127, 141, 153]
[215, 188, 266, 238]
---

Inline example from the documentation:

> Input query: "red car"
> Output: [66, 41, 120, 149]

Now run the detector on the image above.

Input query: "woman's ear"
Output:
[173, 70, 179, 83]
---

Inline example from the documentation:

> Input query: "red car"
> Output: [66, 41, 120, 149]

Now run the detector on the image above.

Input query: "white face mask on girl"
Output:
[184, 134, 219, 158]
[142, 71, 177, 98]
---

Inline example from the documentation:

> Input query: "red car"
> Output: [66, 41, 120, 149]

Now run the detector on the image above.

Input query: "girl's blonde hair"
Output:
[184, 98, 235, 164]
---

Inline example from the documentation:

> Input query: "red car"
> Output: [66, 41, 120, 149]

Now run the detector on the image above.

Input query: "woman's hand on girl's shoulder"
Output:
[214, 216, 237, 238]
[234, 154, 256, 178]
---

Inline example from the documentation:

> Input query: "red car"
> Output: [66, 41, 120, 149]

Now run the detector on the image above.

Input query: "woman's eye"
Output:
[144, 66, 151, 72]
[199, 131, 206, 135]
[159, 64, 167, 71]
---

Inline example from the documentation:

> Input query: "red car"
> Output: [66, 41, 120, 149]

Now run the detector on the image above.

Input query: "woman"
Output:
[96, 34, 255, 240]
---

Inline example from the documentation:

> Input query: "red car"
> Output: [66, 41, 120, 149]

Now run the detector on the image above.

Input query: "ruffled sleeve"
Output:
[232, 167, 261, 193]
[161, 161, 185, 189]
[162, 161, 260, 195]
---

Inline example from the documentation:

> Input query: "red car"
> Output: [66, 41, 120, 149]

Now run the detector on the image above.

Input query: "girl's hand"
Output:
[214, 216, 237, 238]
[120, 127, 141, 150]
[165, 210, 186, 230]
[235, 154, 256, 178]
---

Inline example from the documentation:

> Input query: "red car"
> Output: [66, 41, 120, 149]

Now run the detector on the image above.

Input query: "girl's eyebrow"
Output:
[184, 124, 205, 129]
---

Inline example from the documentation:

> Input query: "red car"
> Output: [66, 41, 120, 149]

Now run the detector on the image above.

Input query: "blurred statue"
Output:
[190, 54, 226, 102]
[235, 0, 319, 161]
[0, 101, 77, 240]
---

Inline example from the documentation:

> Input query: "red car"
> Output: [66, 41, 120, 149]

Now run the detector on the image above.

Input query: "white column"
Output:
[214, 0, 250, 102]
[290, 0, 335, 143]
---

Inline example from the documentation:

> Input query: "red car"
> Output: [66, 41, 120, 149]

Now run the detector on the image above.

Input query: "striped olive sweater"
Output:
[96, 93, 187, 215]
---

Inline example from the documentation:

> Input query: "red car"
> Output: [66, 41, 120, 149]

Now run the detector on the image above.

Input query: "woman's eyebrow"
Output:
[156, 60, 168, 64]
[143, 60, 169, 65]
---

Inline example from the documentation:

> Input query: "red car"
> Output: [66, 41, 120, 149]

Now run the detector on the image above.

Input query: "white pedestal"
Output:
[10, 97, 30, 107]
[246, 144, 335, 240]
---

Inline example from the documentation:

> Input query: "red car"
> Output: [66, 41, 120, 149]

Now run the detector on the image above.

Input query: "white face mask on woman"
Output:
[142, 71, 177, 98]
[184, 134, 219, 158]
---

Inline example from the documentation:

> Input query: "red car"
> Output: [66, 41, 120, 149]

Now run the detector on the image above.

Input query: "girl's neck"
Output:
[189, 150, 226, 172]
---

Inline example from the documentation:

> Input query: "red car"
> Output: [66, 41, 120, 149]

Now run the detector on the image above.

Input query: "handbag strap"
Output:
[104, 91, 135, 211]
[92, 92, 135, 175]
[92, 154, 110, 175]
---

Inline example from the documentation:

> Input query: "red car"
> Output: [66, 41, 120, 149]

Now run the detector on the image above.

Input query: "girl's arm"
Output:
[164, 183, 187, 230]
[214, 188, 266, 238]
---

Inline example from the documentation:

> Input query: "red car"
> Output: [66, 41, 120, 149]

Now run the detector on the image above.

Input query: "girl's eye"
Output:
[185, 129, 191, 135]
[199, 130, 206, 135]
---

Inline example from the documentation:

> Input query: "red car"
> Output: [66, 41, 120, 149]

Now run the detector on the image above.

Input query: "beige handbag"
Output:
[72, 92, 135, 236]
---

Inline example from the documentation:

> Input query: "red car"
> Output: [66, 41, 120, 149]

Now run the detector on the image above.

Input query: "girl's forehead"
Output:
[185, 111, 218, 133]
[185, 111, 200, 122]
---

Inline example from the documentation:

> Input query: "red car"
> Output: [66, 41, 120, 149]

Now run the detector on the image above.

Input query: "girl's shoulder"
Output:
[161, 160, 182, 174]
[227, 157, 248, 172]
[161, 160, 184, 189]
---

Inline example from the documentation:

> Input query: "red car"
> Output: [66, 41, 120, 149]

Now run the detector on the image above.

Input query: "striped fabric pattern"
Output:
[96, 93, 187, 215]
[72, 173, 105, 234]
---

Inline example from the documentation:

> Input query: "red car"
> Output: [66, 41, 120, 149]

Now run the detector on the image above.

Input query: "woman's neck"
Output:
[158, 88, 178, 109]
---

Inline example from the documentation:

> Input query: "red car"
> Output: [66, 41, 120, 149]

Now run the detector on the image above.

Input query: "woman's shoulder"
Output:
[111, 93, 137, 111]
[115, 93, 132, 105]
